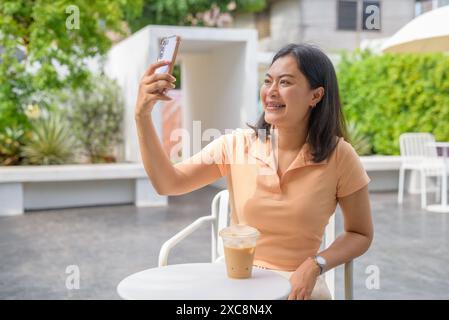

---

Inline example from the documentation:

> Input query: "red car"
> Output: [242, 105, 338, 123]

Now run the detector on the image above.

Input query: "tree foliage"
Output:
[0, 0, 142, 132]
[126, 0, 267, 32]
[0, 0, 142, 165]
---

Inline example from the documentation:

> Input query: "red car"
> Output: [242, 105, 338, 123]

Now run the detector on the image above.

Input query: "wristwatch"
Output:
[313, 255, 327, 275]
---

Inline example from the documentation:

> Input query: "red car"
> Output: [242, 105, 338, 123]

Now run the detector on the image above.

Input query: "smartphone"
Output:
[155, 35, 181, 75]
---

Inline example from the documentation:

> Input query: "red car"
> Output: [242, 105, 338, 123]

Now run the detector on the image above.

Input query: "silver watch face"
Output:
[316, 256, 326, 266]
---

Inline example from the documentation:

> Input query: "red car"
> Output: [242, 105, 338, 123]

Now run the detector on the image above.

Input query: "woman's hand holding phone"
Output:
[135, 60, 176, 119]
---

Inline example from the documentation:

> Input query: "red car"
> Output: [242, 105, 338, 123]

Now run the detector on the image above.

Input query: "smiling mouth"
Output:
[266, 104, 286, 111]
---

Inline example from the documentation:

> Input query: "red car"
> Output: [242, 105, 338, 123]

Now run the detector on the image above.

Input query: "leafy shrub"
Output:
[0, 126, 26, 165]
[0, 0, 141, 165]
[337, 50, 449, 155]
[59, 75, 124, 163]
[21, 114, 76, 165]
[346, 121, 372, 156]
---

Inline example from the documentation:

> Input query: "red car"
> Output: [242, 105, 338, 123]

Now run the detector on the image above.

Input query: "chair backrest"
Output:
[399, 133, 437, 163]
[210, 189, 336, 298]
[211, 190, 230, 262]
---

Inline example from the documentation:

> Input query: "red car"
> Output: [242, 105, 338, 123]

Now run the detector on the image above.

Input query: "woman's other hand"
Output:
[287, 257, 321, 300]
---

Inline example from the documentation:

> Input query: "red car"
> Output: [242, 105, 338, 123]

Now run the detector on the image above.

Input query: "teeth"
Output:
[268, 104, 285, 108]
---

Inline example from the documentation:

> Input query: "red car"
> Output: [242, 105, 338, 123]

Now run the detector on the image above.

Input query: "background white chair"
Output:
[398, 133, 445, 208]
[159, 189, 354, 300]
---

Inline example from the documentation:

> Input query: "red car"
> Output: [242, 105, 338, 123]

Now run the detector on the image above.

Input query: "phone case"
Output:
[155, 35, 181, 75]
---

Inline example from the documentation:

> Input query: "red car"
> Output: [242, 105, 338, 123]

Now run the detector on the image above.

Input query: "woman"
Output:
[135, 43, 373, 300]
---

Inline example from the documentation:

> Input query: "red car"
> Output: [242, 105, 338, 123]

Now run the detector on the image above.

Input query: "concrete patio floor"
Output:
[1, 186, 448, 300]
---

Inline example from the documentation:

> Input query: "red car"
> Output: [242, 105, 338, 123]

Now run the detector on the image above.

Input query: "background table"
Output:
[426, 142, 449, 213]
[117, 263, 291, 300]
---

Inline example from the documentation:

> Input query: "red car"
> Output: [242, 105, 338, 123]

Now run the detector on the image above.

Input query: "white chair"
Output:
[158, 189, 354, 300]
[397, 133, 445, 208]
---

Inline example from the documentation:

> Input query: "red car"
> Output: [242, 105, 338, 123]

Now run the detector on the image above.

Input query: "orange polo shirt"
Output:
[178, 128, 370, 271]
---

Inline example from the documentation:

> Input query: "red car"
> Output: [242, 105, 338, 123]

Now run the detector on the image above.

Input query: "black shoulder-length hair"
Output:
[247, 43, 348, 163]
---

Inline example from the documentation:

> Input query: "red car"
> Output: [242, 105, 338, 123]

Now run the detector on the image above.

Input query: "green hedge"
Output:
[337, 50, 449, 155]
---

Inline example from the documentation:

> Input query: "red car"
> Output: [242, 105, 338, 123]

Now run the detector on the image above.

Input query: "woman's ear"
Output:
[310, 87, 325, 107]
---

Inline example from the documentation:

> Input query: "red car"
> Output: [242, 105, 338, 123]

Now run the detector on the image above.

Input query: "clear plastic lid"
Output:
[219, 224, 260, 239]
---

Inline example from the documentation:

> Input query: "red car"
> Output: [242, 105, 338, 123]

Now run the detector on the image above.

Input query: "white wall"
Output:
[263, 0, 302, 51]
[105, 26, 258, 163]
[182, 43, 250, 149]
[234, 0, 416, 52]
[301, 0, 416, 52]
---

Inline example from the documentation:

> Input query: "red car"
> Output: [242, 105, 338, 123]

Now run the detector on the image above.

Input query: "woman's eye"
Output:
[280, 80, 290, 85]
[263, 79, 271, 84]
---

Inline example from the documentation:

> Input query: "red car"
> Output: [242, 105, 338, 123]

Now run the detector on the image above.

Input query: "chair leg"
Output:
[421, 171, 427, 209]
[442, 168, 448, 205]
[398, 167, 405, 204]
[436, 176, 441, 203]
[344, 261, 354, 300]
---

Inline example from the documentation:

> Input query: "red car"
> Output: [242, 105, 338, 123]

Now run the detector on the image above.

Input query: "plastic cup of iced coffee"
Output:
[219, 224, 260, 279]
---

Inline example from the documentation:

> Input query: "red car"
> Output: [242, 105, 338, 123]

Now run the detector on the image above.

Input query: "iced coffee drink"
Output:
[219, 225, 260, 279]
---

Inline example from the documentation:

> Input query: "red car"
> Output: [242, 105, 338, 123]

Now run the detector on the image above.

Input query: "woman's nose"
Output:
[267, 84, 279, 97]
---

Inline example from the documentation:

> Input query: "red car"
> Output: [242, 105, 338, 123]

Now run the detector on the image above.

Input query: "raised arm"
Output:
[135, 61, 224, 196]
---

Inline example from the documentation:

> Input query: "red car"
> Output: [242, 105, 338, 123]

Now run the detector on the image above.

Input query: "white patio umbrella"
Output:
[381, 5, 449, 53]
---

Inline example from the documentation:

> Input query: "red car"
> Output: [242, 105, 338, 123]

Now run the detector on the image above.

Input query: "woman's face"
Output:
[260, 55, 323, 129]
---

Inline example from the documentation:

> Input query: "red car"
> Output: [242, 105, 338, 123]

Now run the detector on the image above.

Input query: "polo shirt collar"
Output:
[248, 127, 328, 173]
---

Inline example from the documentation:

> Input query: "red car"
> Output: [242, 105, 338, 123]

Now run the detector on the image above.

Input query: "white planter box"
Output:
[0, 163, 166, 216]
[362, 155, 442, 193]
[1, 156, 438, 216]
[361, 155, 401, 192]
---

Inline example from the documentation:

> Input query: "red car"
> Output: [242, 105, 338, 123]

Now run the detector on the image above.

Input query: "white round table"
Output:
[117, 263, 291, 300]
